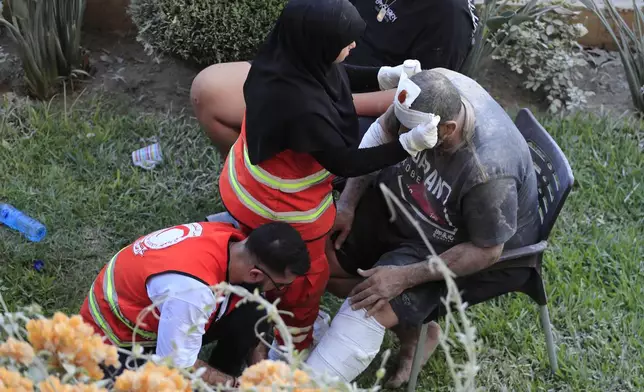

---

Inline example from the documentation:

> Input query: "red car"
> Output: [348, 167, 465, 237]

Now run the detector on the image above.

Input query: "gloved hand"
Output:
[398, 114, 441, 156]
[377, 59, 422, 90]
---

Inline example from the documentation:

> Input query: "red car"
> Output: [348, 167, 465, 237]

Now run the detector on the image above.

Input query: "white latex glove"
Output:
[359, 107, 397, 148]
[398, 114, 441, 156]
[377, 59, 422, 90]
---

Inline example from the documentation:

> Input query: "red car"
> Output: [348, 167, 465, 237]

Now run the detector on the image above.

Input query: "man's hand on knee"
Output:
[348, 265, 411, 316]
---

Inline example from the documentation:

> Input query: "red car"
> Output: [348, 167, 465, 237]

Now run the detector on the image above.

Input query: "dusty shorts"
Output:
[334, 185, 532, 326]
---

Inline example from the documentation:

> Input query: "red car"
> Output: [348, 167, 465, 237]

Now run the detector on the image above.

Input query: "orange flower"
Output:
[0, 367, 34, 391]
[239, 360, 322, 392]
[0, 337, 35, 365]
[38, 377, 107, 392]
[26, 313, 120, 380]
[114, 362, 191, 392]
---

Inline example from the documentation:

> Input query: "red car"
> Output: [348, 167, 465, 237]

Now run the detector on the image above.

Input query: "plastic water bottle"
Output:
[0, 203, 47, 242]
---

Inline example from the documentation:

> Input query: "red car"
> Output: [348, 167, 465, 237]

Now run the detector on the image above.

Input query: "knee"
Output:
[372, 302, 399, 329]
[190, 68, 217, 116]
[326, 277, 352, 298]
[427, 321, 441, 340]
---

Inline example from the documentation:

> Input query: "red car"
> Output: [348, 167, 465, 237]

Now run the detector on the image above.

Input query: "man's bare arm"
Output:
[403, 242, 504, 288]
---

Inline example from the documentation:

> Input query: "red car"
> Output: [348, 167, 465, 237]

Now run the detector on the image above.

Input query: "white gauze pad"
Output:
[305, 299, 385, 382]
[394, 72, 435, 129]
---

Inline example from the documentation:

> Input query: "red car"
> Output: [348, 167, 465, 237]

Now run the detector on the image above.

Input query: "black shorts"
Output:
[335, 185, 532, 326]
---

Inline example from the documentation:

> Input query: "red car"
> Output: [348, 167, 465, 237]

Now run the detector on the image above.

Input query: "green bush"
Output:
[0, 0, 88, 100]
[128, 0, 287, 66]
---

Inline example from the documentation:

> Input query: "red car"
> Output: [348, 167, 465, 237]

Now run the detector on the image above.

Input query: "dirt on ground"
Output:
[0, 31, 636, 117]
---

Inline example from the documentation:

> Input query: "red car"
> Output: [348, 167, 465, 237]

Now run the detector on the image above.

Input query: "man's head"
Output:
[229, 222, 310, 293]
[390, 70, 471, 150]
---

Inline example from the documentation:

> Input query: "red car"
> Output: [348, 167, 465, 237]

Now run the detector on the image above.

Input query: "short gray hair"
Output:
[409, 70, 462, 123]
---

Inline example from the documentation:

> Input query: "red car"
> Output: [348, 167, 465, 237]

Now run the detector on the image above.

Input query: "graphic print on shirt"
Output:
[133, 223, 204, 256]
[396, 151, 457, 244]
[374, 0, 397, 23]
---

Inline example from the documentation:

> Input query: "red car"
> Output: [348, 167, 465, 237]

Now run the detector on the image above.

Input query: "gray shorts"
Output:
[335, 186, 531, 325]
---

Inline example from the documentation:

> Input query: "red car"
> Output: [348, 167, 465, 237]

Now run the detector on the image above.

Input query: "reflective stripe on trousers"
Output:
[242, 143, 331, 193]
[227, 146, 333, 223]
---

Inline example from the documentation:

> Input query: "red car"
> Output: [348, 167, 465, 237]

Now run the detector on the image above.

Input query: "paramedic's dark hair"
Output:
[246, 222, 311, 276]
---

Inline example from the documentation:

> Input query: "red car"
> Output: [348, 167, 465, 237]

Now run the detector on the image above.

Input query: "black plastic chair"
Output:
[406, 108, 574, 391]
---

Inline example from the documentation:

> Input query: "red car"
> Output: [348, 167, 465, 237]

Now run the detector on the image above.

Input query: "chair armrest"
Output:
[498, 240, 548, 262]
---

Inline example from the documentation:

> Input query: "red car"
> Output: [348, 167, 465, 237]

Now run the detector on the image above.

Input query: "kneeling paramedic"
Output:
[79, 221, 310, 386]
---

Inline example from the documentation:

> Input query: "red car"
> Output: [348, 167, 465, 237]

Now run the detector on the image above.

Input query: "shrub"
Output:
[0, 0, 88, 100]
[491, 5, 593, 112]
[461, 0, 562, 78]
[128, 0, 287, 66]
[580, 0, 644, 114]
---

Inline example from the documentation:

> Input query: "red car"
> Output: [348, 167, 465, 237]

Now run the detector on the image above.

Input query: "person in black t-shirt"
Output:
[346, 0, 477, 70]
[191, 0, 478, 158]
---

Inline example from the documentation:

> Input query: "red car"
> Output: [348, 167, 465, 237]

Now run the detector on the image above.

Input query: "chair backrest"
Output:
[514, 108, 574, 240]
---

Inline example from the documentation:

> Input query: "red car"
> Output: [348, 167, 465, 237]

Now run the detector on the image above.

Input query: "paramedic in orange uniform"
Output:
[218, 0, 439, 355]
[79, 221, 310, 386]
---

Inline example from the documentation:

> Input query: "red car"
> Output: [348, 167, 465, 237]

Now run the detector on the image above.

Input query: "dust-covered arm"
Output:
[402, 241, 504, 288]
[402, 177, 519, 286]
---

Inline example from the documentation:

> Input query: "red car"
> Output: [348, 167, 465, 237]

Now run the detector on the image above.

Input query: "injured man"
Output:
[305, 69, 541, 387]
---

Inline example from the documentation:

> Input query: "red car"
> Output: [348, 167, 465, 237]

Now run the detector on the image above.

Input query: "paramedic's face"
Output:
[334, 41, 356, 63]
[249, 265, 297, 294]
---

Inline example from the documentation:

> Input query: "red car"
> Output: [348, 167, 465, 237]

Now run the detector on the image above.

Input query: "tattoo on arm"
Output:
[339, 174, 375, 210]
[403, 242, 504, 288]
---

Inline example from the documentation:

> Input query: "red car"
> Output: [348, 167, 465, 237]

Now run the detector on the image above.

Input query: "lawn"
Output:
[1, 95, 642, 391]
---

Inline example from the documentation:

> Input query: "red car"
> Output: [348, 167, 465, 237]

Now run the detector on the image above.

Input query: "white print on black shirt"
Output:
[467, 0, 480, 43]
[396, 152, 457, 243]
[374, 0, 397, 23]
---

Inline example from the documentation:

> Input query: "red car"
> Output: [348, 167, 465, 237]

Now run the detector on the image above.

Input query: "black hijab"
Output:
[243, 0, 366, 165]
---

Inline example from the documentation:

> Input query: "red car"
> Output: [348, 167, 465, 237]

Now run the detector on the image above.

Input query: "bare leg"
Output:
[325, 237, 362, 297]
[190, 62, 251, 159]
[327, 277, 361, 298]
[386, 321, 441, 388]
[247, 342, 268, 365]
[190, 62, 394, 159]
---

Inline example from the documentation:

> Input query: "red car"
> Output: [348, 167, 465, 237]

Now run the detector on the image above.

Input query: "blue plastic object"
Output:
[33, 259, 45, 272]
[0, 203, 47, 242]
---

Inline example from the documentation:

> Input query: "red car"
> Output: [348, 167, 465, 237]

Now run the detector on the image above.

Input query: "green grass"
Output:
[1, 96, 642, 391]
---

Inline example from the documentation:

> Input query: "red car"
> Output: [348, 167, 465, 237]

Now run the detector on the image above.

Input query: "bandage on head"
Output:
[393, 72, 437, 129]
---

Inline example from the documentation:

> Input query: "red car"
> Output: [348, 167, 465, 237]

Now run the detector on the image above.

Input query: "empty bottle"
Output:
[0, 203, 47, 242]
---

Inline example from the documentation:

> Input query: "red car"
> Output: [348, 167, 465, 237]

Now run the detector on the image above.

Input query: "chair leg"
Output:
[406, 323, 428, 392]
[539, 305, 558, 374]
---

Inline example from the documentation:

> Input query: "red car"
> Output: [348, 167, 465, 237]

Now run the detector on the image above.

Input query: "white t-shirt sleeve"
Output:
[146, 273, 218, 368]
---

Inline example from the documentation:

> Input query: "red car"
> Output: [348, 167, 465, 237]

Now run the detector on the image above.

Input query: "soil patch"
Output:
[0, 31, 636, 117]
